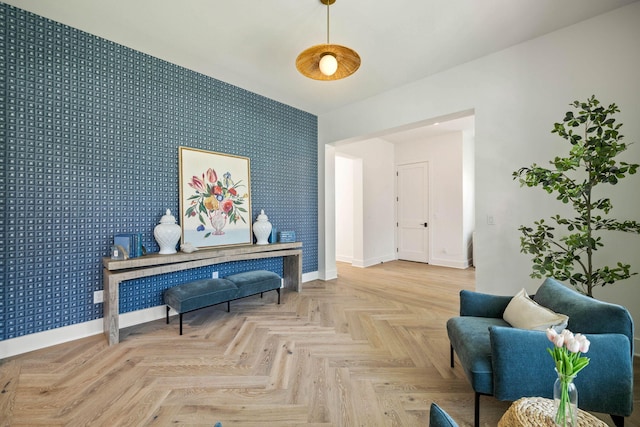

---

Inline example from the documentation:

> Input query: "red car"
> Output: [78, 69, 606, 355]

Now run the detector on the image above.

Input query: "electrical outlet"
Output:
[211, 271, 219, 279]
[487, 215, 495, 225]
[93, 290, 104, 304]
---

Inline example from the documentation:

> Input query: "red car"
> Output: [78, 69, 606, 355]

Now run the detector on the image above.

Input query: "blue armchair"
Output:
[447, 278, 633, 427]
[429, 403, 458, 427]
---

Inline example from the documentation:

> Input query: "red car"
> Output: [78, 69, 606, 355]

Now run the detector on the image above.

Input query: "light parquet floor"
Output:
[2, 261, 639, 426]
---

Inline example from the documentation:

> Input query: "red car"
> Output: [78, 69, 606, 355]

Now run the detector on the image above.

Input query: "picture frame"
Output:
[179, 147, 252, 249]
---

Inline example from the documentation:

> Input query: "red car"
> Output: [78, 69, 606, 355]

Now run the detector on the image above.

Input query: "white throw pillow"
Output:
[503, 288, 569, 332]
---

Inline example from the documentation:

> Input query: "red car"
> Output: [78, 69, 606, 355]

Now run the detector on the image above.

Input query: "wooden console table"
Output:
[102, 242, 302, 345]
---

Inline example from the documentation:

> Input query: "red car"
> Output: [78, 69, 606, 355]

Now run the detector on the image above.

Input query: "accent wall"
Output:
[0, 4, 318, 343]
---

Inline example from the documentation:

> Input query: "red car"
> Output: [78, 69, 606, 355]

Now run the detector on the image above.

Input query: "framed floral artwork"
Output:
[179, 147, 252, 249]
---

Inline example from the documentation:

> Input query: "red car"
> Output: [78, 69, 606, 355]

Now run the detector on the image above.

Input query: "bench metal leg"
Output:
[227, 301, 230, 312]
[260, 292, 263, 298]
[166, 306, 170, 324]
[277, 288, 281, 304]
[179, 313, 183, 335]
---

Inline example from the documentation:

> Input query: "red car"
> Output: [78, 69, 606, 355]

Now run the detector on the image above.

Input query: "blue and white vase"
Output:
[154, 209, 181, 254]
[253, 209, 272, 245]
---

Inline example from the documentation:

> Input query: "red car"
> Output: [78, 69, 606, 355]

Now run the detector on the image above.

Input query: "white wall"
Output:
[318, 3, 640, 340]
[396, 131, 474, 268]
[462, 131, 475, 263]
[335, 155, 355, 263]
[335, 138, 396, 267]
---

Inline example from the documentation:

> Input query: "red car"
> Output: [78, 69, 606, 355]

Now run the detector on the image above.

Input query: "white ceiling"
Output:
[5, 0, 638, 119]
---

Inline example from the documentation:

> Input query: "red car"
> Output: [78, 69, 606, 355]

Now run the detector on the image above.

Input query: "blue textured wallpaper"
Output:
[0, 4, 318, 341]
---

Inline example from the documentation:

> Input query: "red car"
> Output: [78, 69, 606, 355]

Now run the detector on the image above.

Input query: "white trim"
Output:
[1, 318, 104, 359]
[0, 306, 172, 359]
[362, 255, 396, 268]
[429, 257, 471, 269]
[335, 255, 353, 263]
[351, 258, 365, 268]
[302, 271, 319, 282]
[319, 268, 337, 280]
[120, 305, 172, 329]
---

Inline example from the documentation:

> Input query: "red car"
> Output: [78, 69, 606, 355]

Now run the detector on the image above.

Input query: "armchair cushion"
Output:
[446, 316, 509, 394]
[503, 288, 568, 332]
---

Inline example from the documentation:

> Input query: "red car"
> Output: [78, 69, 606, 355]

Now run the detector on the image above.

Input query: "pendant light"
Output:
[296, 0, 361, 81]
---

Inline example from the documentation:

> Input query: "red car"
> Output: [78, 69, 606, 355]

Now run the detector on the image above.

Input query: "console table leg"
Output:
[103, 271, 121, 345]
[283, 254, 302, 292]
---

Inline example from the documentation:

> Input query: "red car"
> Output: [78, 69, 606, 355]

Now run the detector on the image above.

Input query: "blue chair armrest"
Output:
[575, 333, 633, 416]
[489, 326, 552, 400]
[490, 326, 633, 416]
[460, 290, 512, 318]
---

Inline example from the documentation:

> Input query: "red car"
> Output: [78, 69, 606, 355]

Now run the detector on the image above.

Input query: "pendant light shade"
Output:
[296, 0, 360, 81]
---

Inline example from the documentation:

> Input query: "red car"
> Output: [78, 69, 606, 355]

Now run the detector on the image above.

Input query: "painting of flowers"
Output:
[179, 147, 252, 248]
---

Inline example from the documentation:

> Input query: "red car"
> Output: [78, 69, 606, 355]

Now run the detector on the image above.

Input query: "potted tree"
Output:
[513, 96, 640, 297]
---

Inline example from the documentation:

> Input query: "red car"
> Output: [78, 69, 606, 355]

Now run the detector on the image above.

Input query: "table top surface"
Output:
[498, 397, 608, 427]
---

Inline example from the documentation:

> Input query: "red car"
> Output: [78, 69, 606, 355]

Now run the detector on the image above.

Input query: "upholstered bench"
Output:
[164, 270, 282, 335]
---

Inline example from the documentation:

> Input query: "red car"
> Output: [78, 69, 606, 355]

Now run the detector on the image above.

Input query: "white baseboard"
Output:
[0, 306, 172, 360]
[1, 272, 320, 359]
[350, 254, 396, 269]
[302, 271, 319, 282]
[351, 258, 365, 268]
[429, 257, 471, 269]
[319, 268, 337, 280]
[1, 318, 104, 360]
[335, 255, 352, 263]
[361, 254, 396, 268]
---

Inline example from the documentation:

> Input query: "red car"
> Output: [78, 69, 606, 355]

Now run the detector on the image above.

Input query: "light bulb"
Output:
[319, 54, 338, 76]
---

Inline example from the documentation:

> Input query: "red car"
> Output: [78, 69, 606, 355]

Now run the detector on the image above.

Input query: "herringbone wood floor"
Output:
[1, 261, 638, 426]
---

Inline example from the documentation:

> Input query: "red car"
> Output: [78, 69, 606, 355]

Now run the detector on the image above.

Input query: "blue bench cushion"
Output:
[446, 316, 509, 395]
[226, 270, 281, 298]
[164, 278, 237, 313]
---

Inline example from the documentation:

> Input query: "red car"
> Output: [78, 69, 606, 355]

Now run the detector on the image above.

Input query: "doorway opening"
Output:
[332, 111, 475, 270]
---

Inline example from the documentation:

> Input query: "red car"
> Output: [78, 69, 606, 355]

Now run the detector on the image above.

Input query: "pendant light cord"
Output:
[326, 1, 330, 44]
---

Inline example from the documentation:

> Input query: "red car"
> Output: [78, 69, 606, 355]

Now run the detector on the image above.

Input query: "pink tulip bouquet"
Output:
[546, 328, 591, 426]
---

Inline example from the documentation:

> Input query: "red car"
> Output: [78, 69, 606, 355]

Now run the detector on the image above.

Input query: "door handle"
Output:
[422, 222, 428, 227]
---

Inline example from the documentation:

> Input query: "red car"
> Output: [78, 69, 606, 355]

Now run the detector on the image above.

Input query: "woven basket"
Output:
[498, 397, 607, 427]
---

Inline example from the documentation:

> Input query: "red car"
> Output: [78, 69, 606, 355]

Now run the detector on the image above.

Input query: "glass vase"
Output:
[210, 210, 227, 235]
[553, 370, 578, 427]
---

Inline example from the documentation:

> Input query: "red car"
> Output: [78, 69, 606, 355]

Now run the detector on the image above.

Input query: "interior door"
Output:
[397, 162, 429, 263]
